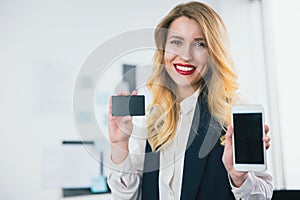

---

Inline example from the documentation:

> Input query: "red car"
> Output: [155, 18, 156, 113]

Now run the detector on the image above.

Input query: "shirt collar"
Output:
[180, 88, 201, 116]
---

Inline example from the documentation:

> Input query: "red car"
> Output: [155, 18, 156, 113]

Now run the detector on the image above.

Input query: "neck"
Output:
[177, 86, 197, 102]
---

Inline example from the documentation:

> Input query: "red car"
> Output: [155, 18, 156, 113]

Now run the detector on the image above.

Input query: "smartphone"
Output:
[231, 105, 267, 171]
[111, 95, 145, 116]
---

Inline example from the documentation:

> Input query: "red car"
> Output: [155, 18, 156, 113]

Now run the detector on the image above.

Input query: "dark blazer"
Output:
[141, 92, 235, 200]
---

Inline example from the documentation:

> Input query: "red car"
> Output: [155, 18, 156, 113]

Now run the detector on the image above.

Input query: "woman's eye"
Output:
[170, 40, 182, 46]
[194, 42, 206, 48]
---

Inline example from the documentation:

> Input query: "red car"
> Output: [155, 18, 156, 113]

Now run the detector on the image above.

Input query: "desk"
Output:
[63, 190, 300, 200]
[62, 188, 112, 200]
[63, 194, 113, 200]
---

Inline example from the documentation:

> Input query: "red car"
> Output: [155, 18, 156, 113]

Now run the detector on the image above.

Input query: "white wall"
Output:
[267, 0, 300, 189]
[1, 0, 294, 199]
[0, 1, 211, 199]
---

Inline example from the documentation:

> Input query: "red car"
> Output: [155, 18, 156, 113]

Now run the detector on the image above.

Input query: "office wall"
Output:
[267, 0, 300, 189]
[0, 1, 209, 199]
[0, 0, 294, 199]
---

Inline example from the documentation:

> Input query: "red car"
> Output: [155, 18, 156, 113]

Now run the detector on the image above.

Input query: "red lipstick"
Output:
[173, 63, 196, 75]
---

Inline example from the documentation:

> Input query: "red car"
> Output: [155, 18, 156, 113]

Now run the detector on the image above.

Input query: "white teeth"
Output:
[176, 65, 194, 71]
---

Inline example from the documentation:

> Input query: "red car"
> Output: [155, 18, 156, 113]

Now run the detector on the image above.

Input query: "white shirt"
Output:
[107, 90, 273, 200]
[159, 89, 199, 200]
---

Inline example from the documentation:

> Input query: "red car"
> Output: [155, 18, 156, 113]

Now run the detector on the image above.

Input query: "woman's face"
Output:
[164, 16, 209, 92]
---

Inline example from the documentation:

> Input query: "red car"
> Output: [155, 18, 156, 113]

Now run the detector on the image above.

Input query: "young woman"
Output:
[107, 2, 273, 200]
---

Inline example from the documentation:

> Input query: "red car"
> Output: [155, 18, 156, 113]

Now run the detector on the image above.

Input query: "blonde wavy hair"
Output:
[146, 1, 239, 151]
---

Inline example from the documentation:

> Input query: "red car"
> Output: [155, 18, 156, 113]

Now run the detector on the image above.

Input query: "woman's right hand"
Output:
[108, 91, 137, 164]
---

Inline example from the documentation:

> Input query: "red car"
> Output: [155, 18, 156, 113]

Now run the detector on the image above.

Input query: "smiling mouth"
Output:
[173, 63, 196, 75]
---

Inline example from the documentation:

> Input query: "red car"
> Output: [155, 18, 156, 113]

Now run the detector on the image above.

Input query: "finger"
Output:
[226, 125, 233, 138]
[264, 124, 270, 135]
[265, 142, 270, 150]
[124, 91, 130, 96]
[117, 91, 122, 96]
[120, 91, 128, 96]
[222, 125, 233, 169]
[108, 96, 113, 119]
[225, 125, 233, 146]
[122, 116, 132, 123]
[131, 90, 138, 96]
[263, 136, 271, 143]
[262, 135, 271, 150]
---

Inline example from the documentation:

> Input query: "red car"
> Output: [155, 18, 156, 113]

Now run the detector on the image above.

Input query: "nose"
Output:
[180, 45, 193, 61]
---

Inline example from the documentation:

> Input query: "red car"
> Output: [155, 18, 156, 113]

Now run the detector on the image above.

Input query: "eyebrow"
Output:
[168, 35, 205, 41]
[168, 35, 184, 40]
[194, 37, 205, 41]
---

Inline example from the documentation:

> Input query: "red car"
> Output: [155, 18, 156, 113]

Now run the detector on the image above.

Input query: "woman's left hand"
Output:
[222, 124, 271, 187]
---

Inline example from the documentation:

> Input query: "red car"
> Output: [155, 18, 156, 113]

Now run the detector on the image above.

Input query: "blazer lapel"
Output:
[180, 92, 221, 200]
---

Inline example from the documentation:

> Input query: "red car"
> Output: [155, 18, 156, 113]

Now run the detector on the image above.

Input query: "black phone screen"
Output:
[112, 95, 145, 116]
[233, 113, 264, 164]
